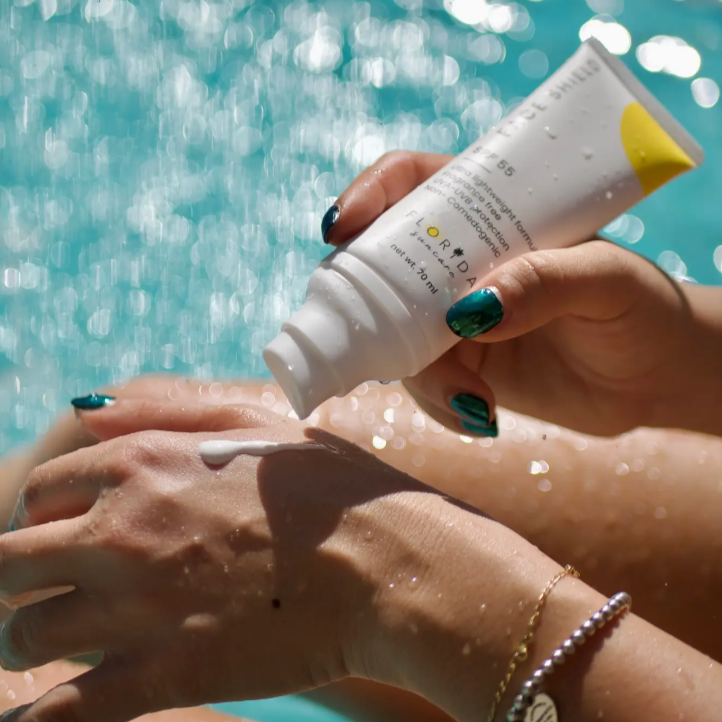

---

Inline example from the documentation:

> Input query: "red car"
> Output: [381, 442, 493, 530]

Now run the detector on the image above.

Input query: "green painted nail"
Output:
[461, 420, 499, 438]
[0, 705, 31, 722]
[321, 205, 340, 243]
[446, 288, 503, 338]
[71, 394, 116, 410]
[450, 393, 491, 426]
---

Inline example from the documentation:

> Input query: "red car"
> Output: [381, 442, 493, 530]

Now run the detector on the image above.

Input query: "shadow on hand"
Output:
[256, 426, 492, 555]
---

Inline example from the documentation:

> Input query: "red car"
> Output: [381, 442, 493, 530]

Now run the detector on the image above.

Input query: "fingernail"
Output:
[450, 393, 491, 426]
[7, 521, 14, 533]
[461, 420, 499, 438]
[446, 288, 503, 338]
[321, 205, 340, 243]
[71, 393, 116, 410]
[0, 704, 31, 721]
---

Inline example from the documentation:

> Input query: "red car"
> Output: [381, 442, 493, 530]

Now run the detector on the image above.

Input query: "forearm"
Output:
[9, 376, 722, 661]
[668, 284, 722, 437]
[317, 386, 722, 661]
[364, 494, 722, 722]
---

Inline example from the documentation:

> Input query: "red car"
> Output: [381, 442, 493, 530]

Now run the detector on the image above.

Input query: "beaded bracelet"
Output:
[505, 591, 632, 722]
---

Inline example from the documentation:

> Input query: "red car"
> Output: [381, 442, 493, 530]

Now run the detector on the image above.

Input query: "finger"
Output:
[2, 657, 173, 722]
[0, 591, 119, 672]
[445, 241, 655, 342]
[322, 151, 451, 245]
[0, 519, 85, 601]
[408, 393, 478, 439]
[403, 349, 498, 438]
[11, 449, 104, 531]
[28, 377, 193, 468]
[75, 399, 271, 442]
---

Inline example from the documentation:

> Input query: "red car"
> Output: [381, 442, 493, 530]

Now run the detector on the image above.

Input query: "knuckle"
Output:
[97, 438, 136, 479]
[376, 150, 420, 179]
[23, 464, 50, 509]
[518, 250, 559, 281]
[588, 237, 628, 266]
[503, 252, 559, 300]
[590, 237, 625, 259]
[123, 431, 167, 469]
[600, 242, 639, 282]
[95, 517, 130, 552]
[575, 241, 646, 303]
[378, 149, 409, 167]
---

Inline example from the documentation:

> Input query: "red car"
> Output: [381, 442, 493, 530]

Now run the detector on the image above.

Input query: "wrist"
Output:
[351, 491, 601, 722]
[337, 487, 444, 679]
[344, 488, 722, 722]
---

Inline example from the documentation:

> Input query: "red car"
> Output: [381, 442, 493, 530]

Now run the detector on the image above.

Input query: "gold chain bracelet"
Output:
[486, 565, 580, 722]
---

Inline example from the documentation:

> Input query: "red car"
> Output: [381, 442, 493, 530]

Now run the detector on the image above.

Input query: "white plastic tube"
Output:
[264, 38, 703, 419]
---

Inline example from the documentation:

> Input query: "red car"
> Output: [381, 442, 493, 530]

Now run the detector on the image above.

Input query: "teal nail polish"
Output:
[0, 704, 30, 721]
[450, 393, 491, 426]
[462, 420, 499, 438]
[321, 205, 340, 243]
[71, 393, 116, 410]
[7, 521, 14, 533]
[446, 288, 503, 338]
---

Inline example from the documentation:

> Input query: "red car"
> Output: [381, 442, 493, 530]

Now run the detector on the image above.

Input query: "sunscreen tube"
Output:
[264, 38, 703, 419]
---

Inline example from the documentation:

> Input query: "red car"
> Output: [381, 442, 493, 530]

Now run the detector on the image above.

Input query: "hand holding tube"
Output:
[324, 150, 722, 438]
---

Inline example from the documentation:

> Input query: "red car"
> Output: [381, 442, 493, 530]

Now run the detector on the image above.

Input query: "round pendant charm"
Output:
[524, 693, 558, 722]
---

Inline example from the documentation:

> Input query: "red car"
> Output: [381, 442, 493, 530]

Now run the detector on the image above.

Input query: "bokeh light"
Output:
[637, 35, 701, 78]
[692, 77, 720, 108]
[579, 17, 632, 55]
[0, 0, 719, 453]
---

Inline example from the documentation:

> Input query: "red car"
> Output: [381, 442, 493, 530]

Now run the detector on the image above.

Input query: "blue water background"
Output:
[0, 1, 720, 717]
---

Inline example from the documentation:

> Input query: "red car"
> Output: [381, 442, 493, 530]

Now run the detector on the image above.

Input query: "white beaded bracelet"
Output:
[505, 591, 632, 722]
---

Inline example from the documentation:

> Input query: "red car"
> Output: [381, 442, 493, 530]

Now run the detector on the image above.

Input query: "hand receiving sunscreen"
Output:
[264, 38, 703, 419]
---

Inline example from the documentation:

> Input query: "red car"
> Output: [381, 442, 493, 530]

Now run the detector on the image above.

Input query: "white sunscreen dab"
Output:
[198, 440, 320, 465]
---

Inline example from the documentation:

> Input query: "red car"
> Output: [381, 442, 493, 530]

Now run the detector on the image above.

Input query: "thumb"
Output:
[0, 657, 176, 722]
[445, 241, 651, 342]
[74, 398, 270, 441]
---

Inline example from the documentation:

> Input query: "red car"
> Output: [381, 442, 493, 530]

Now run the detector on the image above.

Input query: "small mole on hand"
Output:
[271, 598, 281, 609]
[542, 434, 547, 440]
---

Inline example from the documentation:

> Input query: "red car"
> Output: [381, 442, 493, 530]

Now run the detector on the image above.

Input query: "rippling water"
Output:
[0, 0, 720, 453]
